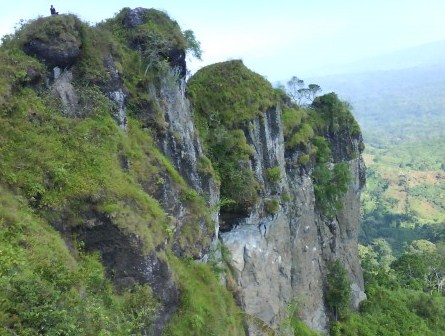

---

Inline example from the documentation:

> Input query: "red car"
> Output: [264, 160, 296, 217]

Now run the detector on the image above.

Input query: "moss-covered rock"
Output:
[19, 15, 83, 69]
[188, 60, 276, 217]
[188, 60, 275, 128]
[108, 7, 187, 77]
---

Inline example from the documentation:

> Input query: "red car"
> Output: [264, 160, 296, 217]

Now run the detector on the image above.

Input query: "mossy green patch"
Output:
[266, 166, 281, 184]
[265, 198, 280, 214]
[311, 92, 361, 138]
[0, 48, 45, 108]
[14, 14, 82, 45]
[188, 60, 275, 128]
[311, 137, 351, 218]
[102, 8, 186, 78]
[280, 93, 360, 217]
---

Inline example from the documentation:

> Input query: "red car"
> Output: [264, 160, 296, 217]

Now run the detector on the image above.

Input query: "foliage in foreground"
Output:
[332, 241, 445, 335]
[0, 186, 157, 335]
[163, 255, 245, 336]
[333, 287, 445, 336]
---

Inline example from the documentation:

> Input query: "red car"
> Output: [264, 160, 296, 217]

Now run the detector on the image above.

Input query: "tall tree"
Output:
[325, 260, 351, 321]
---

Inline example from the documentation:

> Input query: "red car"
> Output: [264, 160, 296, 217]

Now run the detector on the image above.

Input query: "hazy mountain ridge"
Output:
[311, 66, 445, 146]
[306, 39, 445, 78]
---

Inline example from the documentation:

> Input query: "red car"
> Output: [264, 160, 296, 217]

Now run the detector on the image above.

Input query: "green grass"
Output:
[163, 255, 245, 336]
[187, 61, 277, 214]
[0, 81, 174, 252]
[0, 185, 158, 335]
[188, 60, 276, 129]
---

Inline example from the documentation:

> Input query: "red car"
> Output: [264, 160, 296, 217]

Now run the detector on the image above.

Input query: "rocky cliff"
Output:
[0, 8, 365, 335]
[188, 62, 366, 334]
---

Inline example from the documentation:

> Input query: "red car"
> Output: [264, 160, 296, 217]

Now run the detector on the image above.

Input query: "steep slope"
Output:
[0, 8, 365, 335]
[0, 9, 243, 335]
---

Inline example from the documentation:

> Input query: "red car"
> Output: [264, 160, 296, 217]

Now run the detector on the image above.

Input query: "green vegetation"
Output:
[264, 198, 280, 214]
[334, 288, 445, 336]
[164, 255, 245, 335]
[311, 93, 361, 138]
[312, 137, 351, 218]
[332, 241, 445, 336]
[13, 14, 82, 45]
[0, 186, 157, 335]
[325, 260, 352, 322]
[282, 106, 314, 150]
[188, 60, 275, 128]
[188, 60, 276, 214]
[281, 90, 357, 217]
[266, 166, 281, 183]
[104, 8, 187, 70]
[0, 74, 171, 253]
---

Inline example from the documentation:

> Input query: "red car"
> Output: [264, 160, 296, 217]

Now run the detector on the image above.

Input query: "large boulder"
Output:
[21, 15, 82, 69]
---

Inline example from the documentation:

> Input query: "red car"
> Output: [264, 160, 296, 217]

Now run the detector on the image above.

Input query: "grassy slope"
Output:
[0, 185, 158, 335]
[0, 12, 246, 335]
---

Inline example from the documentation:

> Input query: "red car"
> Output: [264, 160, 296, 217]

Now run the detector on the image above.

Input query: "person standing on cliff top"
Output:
[50, 5, 58, 15]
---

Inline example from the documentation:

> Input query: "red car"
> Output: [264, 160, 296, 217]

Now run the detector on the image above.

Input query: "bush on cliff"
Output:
[188, 60, 276, 214]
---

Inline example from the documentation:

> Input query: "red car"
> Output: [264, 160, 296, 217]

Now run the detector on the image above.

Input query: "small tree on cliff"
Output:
[286, 76, 322, 106]
[325, 260, 351, 322]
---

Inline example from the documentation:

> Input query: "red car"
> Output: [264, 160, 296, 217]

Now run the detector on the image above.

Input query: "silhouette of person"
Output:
[50, 5, 58, 15]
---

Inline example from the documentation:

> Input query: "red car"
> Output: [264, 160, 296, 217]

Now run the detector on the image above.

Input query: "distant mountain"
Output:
[309, 62, 445, 146]
[306, 39, 445, 77]
[308, 40, 445, 256]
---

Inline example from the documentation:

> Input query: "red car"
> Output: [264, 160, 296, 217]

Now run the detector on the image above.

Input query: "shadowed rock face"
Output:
[24, 39, 81, 69]
[121, 7, 148, 28]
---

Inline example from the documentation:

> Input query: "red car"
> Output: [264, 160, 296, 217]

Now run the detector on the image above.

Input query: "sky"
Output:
[1, 0, 445, 82]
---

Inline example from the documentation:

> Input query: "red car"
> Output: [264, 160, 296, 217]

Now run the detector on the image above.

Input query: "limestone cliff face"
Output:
[220, 102, 366, 332]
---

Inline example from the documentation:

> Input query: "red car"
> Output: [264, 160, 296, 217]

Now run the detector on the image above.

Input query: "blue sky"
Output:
[1, 1, 445, 81]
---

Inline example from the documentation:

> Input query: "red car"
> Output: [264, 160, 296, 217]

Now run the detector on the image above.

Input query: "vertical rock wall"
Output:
[221, 106, 366, 333]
